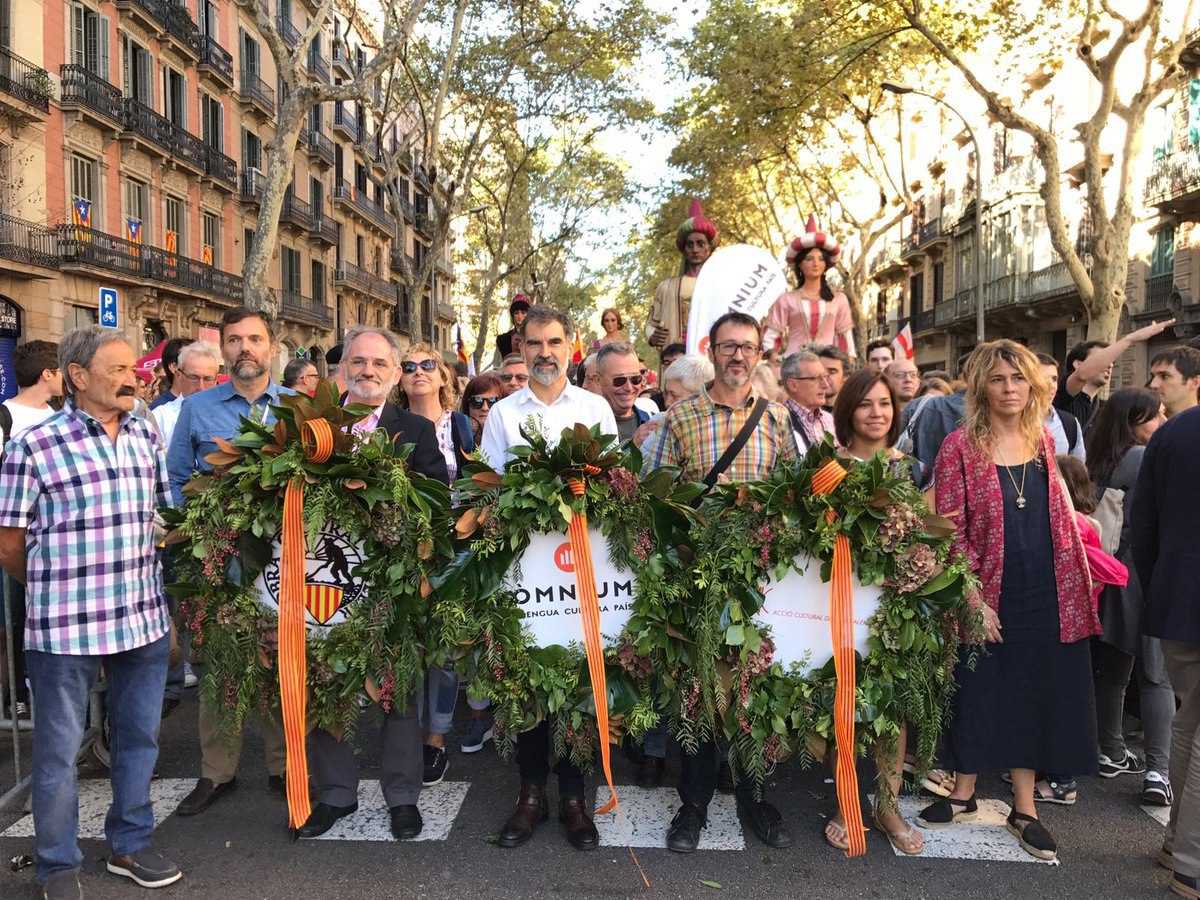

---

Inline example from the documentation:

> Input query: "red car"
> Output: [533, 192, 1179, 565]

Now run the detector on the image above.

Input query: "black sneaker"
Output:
[1098, 749, 1145, 778]
[423, 744, 448, 786]
[666, 803, 706, 853]
[460, 717, 494, 754]
[1143, 772, 1174, 807]
[106, 850, 183, 888]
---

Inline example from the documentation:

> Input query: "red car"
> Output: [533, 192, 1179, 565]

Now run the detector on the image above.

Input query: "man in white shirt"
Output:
[153, 342, 222, 450]
[2, 340, 62, 443]
[481, 305, 615, 853]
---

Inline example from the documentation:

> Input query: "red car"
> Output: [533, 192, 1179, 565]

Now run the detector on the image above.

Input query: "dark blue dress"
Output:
[941, 460, 1097, 775]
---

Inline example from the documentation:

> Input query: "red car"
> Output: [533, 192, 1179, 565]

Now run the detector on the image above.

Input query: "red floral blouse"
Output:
[933, 427, 1100, 644]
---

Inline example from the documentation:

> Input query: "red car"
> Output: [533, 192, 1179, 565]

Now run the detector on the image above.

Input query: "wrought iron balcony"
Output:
[332, 103, 358, 142]
[280, 291, 332, 327]
[277, 14, 301, 47]
[280, 191, 314, 231]
[310, 214, 337, 246]
[911, 306, 935, 334]
[0, 213, 59, 269]
[918, 216, 946, 247]
[239, 168, 266, 204]
[331, 43, 354, 77]
[307, 51, 330, 83]
[334, 260, 393, 301]
[1145, 148, 1200, 213]
[59, 64, 124, 127]
[57, 224, 242, 302]
[1024, 260, 1076, 302]
[239, 70, 274, 118]
[306, 129, 334, 168]
[204, 144, 237, 190]
[198, 35, 233, 88]
[333, 180, 394, 234]
[413, 208, 435, 235]
[115, 0, 200, 58]
[121, 98, 208, 175]
[0, 45, 51, 115]
[436, 301, 456, 322]
[1146, 273, 1174, 312]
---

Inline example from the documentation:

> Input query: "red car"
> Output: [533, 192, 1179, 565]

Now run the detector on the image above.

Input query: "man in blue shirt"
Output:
[167, 308, 293, 817]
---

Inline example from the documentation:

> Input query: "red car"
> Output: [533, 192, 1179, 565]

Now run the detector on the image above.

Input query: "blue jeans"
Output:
[424, 666, 458, 737]
[26, 635, 169, 883]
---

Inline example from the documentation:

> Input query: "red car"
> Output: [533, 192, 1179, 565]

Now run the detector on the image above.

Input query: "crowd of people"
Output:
[2, 205, 1200, 897]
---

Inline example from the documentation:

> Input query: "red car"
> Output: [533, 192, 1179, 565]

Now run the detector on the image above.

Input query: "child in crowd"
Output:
[1056, 456, 1128, 609]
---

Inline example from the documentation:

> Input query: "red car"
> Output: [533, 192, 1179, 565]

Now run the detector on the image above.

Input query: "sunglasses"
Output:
[400, 359, 438, 375]
[610, 374, 644, 388]
[500, 372, 529, 383]
[468, 395, 498, 409]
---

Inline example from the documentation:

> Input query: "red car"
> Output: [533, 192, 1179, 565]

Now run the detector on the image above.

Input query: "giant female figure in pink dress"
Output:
[763, 216, 856, 360]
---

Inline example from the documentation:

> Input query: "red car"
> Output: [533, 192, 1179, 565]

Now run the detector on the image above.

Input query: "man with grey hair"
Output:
[597, 341, 652, 443]
[153, 342, 221, 451]
[884, 357, 921, 416]
[0, 327, 183, 895]
[781, 350, 833, 453]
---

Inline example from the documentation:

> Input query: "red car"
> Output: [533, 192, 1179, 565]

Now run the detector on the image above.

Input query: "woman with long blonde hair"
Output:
[916, 340, 1100, 863]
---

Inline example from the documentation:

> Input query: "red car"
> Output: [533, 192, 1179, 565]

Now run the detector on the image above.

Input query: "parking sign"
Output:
[99, 287, 119, 329]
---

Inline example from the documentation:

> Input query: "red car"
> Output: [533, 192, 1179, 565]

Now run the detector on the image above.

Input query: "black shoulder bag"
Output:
[693, 397, 770, 506]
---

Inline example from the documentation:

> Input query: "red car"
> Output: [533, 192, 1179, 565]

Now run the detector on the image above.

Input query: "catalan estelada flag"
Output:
[71, 197, 92, 228]
[126, 218, 142, 245]
[304, 583, 344, 625]
[164, 229, 177, 254]
[201, 244, 214, 265]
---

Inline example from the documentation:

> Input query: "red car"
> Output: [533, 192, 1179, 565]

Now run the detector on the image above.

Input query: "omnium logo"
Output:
[554, 542, 575, 572]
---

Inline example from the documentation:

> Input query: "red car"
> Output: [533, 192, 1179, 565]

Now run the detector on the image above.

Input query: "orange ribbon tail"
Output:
[812, 459, 866, 857]
[279, 418, 335, 829]
[566, 473, 618, 816]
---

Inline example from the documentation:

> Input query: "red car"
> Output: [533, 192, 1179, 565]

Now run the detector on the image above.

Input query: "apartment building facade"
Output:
[0, 0, 455, 391]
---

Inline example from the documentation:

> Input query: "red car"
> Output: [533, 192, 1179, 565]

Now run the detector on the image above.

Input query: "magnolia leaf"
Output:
[181, 475, 214, 497]
[304, 473, 320, 484]
[213, 436, 243, 457]
[471, 470, 503, 488]
[456, 507, 482, 539]
[476, 506, 492, 527]
[419, 576, 433, 599]
[735, 485, 751, 507]
[923, 514, 957, 537]
[203, 450, 242, 467]
[161, 528, 188, 547]
[417, 539, 434, 560]
[364, 675, 381, 703]
[868, 488, 892, 509]
[274, 420, 288, 446]
[261, 443, 284, 456]
[344, 478, 367, 490]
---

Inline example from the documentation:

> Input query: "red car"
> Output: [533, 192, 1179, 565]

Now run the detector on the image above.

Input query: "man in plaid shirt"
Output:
[0, 328, 182, 898]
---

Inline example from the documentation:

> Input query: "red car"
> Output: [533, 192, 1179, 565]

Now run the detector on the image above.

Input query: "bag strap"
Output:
[698, 397, 769, 497]
[0, 403, 11, 447]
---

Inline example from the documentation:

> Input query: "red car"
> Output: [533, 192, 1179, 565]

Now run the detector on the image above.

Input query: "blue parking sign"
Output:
[99, 287, 119, 329]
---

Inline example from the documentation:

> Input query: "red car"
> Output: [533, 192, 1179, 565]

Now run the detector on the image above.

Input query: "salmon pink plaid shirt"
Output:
[0, 401, 171, 655]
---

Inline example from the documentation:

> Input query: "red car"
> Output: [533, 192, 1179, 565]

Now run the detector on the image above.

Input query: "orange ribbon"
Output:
[811, 459, 866, 857]
[565, 470, 619, 816]
[279, 417, 334, 829]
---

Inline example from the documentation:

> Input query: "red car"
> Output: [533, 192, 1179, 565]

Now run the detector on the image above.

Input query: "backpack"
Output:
[0, 403, 11, 447]
[1060, 409, 1080, 454]
[1093, 486, 1124, 556]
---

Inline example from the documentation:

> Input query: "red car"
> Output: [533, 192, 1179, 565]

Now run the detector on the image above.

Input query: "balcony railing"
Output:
[935, 299, 959, 327]
[0, 213, 59, 269]
[414, 209, 435, 235]
[436, 302, 456, 322]
[310, 214, 337, 245]
[331, 43, 354, 76]
[240, 168, 265, 203]
[280, 291, 332, 327]
[306, 129, 334, 167]
[918, 216, 945, 247]
[239, 70, 274, 117]
[59, 64, 124, 124]
[335, 260, 393, 301]
[58, 224, 242, 302]
[277, 15, 301, 47]
[198, 35, 233, 87]
[911, 306, 935, 334]
[121, 98, 208, 173]
[332, 103, 359, 142]
[333, 180, 394, 233]
[117, 0, 200, 56]
[307, 52, 330, 83]
[204, 143, 237, 189]
[1146, 273, 1174, 312]
[435, 255, 453, 277]
[0, 45, 51, 113]
[281, 191, 314, 230]
[1024, 260, 1076, 301]
[1145, 148, 1200, 208]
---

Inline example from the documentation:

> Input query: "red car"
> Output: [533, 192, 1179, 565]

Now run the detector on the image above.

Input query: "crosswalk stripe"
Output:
[1142, 804, 1169, 827]
[593, 786, 744, 850]
[307, 780, 470, 842]
[0, 779, 195, 840]
[880, 796, 1059, 865]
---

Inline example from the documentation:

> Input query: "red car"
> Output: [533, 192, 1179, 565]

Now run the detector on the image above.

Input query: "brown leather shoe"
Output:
[497, 783, 548, 848]
[559, 795, 599, 851]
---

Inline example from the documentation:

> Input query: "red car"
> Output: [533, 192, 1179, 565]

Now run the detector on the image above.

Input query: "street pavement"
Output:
[0, 689, 1176, 899]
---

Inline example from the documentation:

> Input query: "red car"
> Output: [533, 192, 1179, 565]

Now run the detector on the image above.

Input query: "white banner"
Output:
[686, 244, 789, 355]
[254, 527, 368, 635]
[507, 530, 636, 647]
[755, 554, 883, 673]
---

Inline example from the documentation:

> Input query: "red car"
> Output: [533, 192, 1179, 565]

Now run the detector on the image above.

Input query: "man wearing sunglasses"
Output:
[480, 305, 616, 853]
[497, 354, 530, 397]
[597, 342, 653, 443]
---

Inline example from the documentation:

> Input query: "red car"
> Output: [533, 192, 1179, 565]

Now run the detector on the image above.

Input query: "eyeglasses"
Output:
[787, 375, 827, 384]
[400, 359, 438, 375]
[499, 372, 529, 384]
[714, 341, 762, 358]
[179, 371, 219, 386]
[468, 395, 499, 409]
[609, 374, 644, 388]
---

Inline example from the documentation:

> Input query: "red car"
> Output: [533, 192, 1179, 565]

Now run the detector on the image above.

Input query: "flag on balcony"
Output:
[892, 322, 914, 361]
[571, 332, 584, 365]
[456, 325, 474, 377]
[165, 230, 178, 255]
[127, 219, 143, 245]
[202, 244, 214, 265]
[71, 197, 92, 229]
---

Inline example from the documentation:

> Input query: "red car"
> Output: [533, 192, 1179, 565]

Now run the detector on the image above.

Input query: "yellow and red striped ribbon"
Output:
[565, 470, 619, 816]
[811, 459, 867, 857]
[279, 417, 335, 829]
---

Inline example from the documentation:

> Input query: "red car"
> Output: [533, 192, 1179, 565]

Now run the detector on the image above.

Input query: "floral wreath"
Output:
[684, 441, 981, 803]
[164, 381, 452, 739]
[430, 423, 701, 772]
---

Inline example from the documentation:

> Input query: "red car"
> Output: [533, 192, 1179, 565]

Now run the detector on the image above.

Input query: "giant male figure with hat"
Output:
[646, 200, 718, 350]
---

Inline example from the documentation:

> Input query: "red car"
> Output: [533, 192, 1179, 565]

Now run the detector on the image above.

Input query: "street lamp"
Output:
[882, 81, 987, 345]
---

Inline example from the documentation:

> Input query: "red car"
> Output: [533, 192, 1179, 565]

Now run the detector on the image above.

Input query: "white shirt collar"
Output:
[510, 381, 576, 409]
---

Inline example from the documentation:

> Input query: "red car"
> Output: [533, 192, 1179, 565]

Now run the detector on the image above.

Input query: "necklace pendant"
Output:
[1016, 496, 1027, 510]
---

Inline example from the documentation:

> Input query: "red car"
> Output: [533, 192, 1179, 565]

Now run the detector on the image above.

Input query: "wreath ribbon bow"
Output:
[811, 459, 867, 857]
[565, 468, 619, 816]
[279, 417, 335, 829]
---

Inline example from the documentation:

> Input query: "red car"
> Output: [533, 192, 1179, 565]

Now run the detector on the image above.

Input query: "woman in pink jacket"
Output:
[915, 340, 1100, 863]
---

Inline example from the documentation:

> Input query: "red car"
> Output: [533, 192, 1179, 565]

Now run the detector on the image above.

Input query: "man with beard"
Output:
[648, 311, 796, 854]
[479, 305, 616, 851]
[647, 200, 717, 350]
[299, 325, 447, 841]
[167, 308, 293, 817]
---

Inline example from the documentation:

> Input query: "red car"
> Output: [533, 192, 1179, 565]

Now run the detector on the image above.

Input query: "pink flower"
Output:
[604, 466, 639, 500]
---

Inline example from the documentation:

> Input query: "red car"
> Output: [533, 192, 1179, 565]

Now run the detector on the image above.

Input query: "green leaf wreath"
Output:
[163, 381, 452, 739]
[686, 440, 981, 801]
[430, 422, 701, 771]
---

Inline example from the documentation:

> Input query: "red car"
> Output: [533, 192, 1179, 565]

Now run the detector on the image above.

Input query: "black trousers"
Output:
[678, 740, 756, 811]
[516, 720, 584, 797]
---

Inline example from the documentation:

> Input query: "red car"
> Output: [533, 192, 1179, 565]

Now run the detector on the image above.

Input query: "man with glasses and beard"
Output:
[167, 308, 294, 818]
[648, 311, 797, 854]
[479, 305, 616, 852]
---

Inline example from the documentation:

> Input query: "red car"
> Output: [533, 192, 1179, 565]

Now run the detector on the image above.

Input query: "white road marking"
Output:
[308, 780, 470, 842]
[881, 796, 1060, 865]
[593, 786, 745, 850]
[1, 779, 195, 839]
[1143, 804, 1169, 827]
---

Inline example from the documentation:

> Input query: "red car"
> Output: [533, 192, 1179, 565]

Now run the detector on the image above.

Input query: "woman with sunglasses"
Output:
[396, 343, 478, 785]
[460, 373, 504, 443]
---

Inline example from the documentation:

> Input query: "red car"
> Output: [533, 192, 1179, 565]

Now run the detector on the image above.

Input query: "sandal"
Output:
[917, 795, 977, 829]
[1032, 778, 1077, 806]
[874, 811, 925, 855]
[823, 817, 849, 851]
[1006, 810, 1057, 861]
[921, 768, 956, 798]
